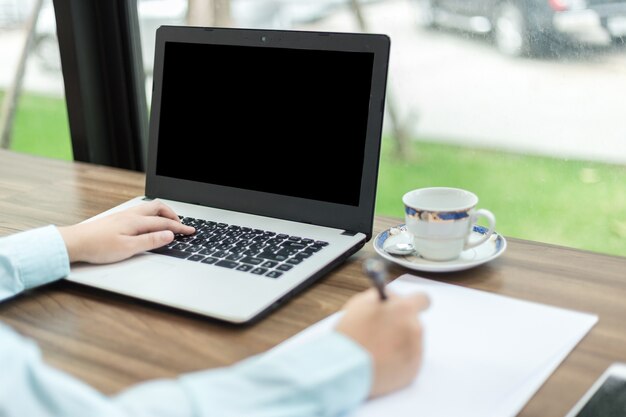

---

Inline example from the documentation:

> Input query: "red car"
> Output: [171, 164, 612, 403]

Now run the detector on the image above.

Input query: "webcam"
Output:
[261, 35, 268, 42]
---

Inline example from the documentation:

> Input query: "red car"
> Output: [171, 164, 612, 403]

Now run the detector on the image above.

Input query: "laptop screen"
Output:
[155, 41, 375, 207]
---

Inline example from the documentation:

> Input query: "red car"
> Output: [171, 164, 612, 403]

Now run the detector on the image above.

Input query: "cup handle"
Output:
[464, 209, 496, 250]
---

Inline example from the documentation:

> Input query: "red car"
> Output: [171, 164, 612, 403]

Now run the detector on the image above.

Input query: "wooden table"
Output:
[1, 149, 625, 416]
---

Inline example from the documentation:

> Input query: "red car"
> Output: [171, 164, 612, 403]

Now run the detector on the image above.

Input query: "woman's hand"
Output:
[58, 200, 195, 264]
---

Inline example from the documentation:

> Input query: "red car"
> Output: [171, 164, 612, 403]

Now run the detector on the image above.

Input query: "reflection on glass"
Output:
[136, 0, 626, 257]
[413, 0, 626, 58]
[0, 0, 71, 160]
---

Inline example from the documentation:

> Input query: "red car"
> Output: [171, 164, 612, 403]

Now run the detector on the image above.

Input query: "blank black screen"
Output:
[155, 41, 375, 206]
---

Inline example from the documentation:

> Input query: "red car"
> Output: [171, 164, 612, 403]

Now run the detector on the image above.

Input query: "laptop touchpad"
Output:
[69, 253, 176, 286]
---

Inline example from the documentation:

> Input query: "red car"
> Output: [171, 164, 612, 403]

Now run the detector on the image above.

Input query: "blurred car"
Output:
[412, 0, 626, 57]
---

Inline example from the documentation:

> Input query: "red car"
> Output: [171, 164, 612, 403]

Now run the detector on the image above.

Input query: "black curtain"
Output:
[53, 0, 148, 171]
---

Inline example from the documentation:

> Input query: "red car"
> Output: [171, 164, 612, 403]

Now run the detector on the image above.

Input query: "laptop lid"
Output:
[145, 27, 390, 240]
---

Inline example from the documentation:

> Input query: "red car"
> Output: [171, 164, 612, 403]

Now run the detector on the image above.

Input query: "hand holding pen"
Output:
[334, 257, 430, 397]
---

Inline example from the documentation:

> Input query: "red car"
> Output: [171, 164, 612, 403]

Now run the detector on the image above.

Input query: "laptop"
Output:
[68, 26, 390, 324]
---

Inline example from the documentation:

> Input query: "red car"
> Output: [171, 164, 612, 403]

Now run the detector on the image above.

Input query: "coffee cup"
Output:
[402, 187, 496, 261]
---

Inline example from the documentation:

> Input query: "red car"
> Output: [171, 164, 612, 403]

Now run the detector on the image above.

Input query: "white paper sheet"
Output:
[271, 274, 598, 417]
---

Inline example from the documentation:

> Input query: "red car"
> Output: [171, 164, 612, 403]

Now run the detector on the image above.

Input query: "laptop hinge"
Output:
[142, 197, 154, 201]
[341, 230, 359, 236]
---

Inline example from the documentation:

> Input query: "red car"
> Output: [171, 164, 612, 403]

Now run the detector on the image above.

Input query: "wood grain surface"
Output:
[1, 149, 625, 416]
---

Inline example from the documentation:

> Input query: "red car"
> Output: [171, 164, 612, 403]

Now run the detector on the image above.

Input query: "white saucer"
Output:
[373, 224, 507, 273]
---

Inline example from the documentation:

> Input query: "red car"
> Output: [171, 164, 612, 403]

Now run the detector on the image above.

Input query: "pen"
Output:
[363, 257, 388, 301]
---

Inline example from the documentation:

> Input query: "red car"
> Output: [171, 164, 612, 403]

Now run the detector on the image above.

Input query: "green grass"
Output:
[0, 91, 72, 161]
[3, 92, 625, 257]
[377, 139, 626, 257]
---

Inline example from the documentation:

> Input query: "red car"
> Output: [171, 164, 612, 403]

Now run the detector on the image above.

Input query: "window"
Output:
[134, 0, 625, 258]
[0, 0, 71, 160]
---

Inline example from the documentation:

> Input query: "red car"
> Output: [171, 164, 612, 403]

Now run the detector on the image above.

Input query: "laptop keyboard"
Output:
[150, 216, 329, 279]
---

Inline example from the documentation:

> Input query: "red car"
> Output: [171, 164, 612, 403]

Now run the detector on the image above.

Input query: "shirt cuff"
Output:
[180, 331, 372, 417]
[4, 226, 70, 291]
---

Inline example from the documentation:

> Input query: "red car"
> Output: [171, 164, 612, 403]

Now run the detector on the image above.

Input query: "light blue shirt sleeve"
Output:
[0, 225, 70, 302]
[0, 227, 372, 417]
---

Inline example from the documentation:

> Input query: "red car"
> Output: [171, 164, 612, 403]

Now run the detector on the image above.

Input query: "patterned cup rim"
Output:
[402, 187, 478, 212]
